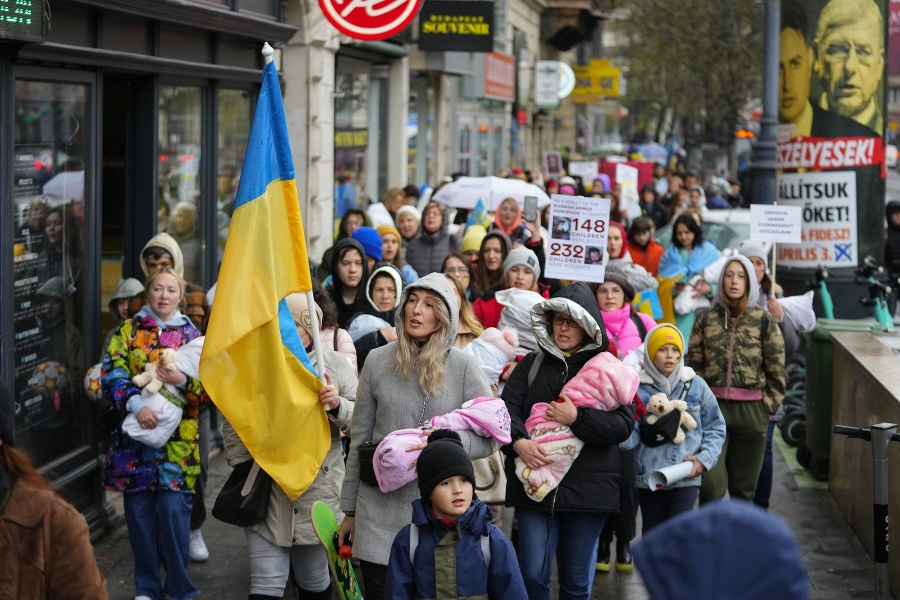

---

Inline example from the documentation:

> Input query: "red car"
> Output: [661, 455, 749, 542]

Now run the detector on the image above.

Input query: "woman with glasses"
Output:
[441, 251, 477, 299]
[501, 282, 632, 600]
[377, 224, 419, 284]
[588, 267, 657, 574]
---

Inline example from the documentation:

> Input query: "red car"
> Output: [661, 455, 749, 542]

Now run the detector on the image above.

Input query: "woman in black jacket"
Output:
[501, 282, 634, 600]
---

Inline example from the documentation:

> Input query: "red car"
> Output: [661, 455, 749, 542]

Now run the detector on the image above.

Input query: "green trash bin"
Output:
[800, 318, 891, 481]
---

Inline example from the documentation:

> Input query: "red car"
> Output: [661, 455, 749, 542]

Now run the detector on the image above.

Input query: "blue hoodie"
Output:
[634, 500, 809, 599]
[384, 497, 526, 600]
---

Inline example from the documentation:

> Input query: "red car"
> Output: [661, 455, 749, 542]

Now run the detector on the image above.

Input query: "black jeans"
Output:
[359, 560, 388, 600]
[638, 486, 698, 533]
[598, 447, 637, 551]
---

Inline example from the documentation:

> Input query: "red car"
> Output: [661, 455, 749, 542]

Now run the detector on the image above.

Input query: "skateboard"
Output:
[311, 501, 364, 600]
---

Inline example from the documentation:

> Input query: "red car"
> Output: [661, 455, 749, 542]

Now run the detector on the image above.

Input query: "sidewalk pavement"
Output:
[94, 431, 889, 600]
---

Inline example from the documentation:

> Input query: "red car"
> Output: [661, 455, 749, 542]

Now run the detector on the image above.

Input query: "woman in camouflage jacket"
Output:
[687, 254, 784, 504]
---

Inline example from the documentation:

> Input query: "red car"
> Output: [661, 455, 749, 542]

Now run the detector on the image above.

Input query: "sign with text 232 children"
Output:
[545, 194, 611, 283]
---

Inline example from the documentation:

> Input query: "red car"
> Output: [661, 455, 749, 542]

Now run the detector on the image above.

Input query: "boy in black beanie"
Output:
[384, 430, 526, 600]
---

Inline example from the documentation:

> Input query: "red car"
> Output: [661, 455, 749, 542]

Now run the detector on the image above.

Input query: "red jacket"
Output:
[628, 239, 664, 277]
[473, 283, 551, 329]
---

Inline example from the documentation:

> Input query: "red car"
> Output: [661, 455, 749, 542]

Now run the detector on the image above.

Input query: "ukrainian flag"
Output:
[200, 59, 326, 501]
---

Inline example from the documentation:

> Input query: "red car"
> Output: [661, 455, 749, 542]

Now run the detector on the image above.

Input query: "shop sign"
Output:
[319, 0, 424, 41]
[572, 62, 621, 104]
[0, 0, 46, 43]
[483, 52, 515, 101]
[335, 129, 368, 148]
[418, 0, 493, 52]
[535, 61, 561, 109]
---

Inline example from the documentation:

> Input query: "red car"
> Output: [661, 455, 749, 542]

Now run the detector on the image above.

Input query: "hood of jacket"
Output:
[140, 232, 185, 278]
[108, 277, 145, 318]
[689, 185, 707, 208]
[396, 272, 459, 352]
[365, 262, 405, 317]
[330, 237, 370, 305]
[714, 253, 759, 312]
[887, 200, 900, 231]
[531, 282, 608, 362]
[634, 500, 809, 599]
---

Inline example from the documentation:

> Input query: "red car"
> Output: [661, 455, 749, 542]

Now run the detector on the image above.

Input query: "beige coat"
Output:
[224, 348, 357, 547]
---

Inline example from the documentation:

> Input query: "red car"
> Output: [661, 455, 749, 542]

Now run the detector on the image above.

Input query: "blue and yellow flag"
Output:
[200, 60, 325, 501]
[466, 198, 492, 229]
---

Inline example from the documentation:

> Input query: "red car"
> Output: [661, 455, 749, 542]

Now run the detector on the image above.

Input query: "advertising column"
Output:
[776, 0, 887, 316]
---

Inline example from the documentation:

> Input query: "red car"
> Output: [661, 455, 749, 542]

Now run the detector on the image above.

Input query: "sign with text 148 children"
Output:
[545, 194, 611, 283]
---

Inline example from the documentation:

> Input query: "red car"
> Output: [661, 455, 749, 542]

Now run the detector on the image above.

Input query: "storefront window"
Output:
[457, 121, 472, 175]
[476, 123, 489, 176]
[408, 76, 435, 187]
[334, 58, 370, 231]
[12, 80, 89, 466]
[216, 88, 252, 274]
[158, 86, 203, 283]
[491, 123, 503, 175]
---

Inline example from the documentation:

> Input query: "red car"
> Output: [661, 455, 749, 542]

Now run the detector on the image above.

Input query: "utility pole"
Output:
[751, 0, 779, 205]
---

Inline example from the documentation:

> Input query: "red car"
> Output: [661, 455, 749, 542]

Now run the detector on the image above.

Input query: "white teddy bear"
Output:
[645, 392, 697, 444]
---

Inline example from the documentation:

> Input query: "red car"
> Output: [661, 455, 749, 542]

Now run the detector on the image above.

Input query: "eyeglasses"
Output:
[823, 41, 881, 66]
[345, 219, 363, 228]
[444, 267, 470, 276]
[552, 315, 580, 328]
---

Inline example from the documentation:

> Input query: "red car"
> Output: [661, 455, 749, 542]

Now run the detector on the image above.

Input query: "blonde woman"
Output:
[338, 273, 494, 600]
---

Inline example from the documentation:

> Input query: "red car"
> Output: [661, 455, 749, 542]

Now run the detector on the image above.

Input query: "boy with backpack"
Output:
[384, 430, 526, 600]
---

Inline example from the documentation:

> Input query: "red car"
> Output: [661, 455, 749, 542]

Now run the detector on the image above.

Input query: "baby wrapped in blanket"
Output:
[516, 352, 638, 501]
[373, 396, 511, 493]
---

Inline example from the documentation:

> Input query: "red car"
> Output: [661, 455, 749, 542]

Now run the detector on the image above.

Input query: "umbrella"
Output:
[431, 176, 551, 210]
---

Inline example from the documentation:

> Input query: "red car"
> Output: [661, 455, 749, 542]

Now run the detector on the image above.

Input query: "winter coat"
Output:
[328, 237, 371, 329]
[687, 255, 785, 414]
[641, 201, 669, 231]
[627, 238, 665, 277]
[501, 282, 634, 513]
[405, 214, 460, 278]
[340, 273, 495, 566]
[101, 308, 208, 493]
[0, 481, 108, 599]
[601, 304, 657, 358]
[319, 326, 358, 375]
[384, 498, 527, 600]
[623, 367, 726, 489]
[223, 348, 356, 547]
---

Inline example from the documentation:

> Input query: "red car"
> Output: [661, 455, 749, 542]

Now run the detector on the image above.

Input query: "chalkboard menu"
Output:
[1, 0, 46, 43]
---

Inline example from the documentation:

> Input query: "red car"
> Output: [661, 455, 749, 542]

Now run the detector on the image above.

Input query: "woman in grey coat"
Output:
[224, 294, 356, 600]
[338, 272, 495, 600]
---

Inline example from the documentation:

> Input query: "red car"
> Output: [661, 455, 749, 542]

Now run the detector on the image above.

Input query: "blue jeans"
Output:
[516, 508, 606, 600]
[124, 490, 197, 600]
[754, 420, 775, 510]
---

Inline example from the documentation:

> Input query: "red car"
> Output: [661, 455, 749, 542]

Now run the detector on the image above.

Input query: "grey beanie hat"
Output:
[601, 266, 636, 303]
[503, 246, 541, 282]
[739, 241, 768, 270]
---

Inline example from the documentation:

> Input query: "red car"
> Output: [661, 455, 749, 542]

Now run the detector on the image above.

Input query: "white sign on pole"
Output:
[535, 61, 561, 108]
[544, 194, 611, 283]
[615, 163, 640, 224]
[776, 171, 858, 267]
[750, 204, 802, 243]
[567, 161, 599, 183]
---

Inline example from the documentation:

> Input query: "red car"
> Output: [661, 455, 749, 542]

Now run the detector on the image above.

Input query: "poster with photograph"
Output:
[543, 151, 563, 179]
[776, 0, 885, 268]
[545, 194, 611, 283]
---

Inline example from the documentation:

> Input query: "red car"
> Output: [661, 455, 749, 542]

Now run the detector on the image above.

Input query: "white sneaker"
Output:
[189, 529, 209, 562]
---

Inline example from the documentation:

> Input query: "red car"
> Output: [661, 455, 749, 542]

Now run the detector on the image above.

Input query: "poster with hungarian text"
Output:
[544, 194, 611, 283]
[776, 0, 886, 268]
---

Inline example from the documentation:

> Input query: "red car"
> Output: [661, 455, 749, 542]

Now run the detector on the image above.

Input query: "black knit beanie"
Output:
[0, 377, 14, 447]
[416, 430, 475, 503]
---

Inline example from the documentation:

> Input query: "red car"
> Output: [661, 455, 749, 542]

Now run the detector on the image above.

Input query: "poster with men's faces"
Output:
[776, 0, 886, 268]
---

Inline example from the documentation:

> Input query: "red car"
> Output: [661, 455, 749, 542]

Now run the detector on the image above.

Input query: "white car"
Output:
[887, 144, 899, 169]
[654, 209, 772, 255]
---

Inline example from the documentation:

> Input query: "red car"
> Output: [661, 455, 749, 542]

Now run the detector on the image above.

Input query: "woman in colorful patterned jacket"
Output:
[101, 266, 208, 600]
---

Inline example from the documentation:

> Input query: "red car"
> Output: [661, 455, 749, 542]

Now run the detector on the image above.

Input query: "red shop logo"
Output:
[319, 0, 424, 41]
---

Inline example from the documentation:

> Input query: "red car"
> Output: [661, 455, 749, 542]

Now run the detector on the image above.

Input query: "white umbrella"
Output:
[431, 176, 551, 210]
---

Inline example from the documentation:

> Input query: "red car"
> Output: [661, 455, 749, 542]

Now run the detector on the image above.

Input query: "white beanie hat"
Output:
[739, 241, 768, 270]
[396, 205, 422, 223]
